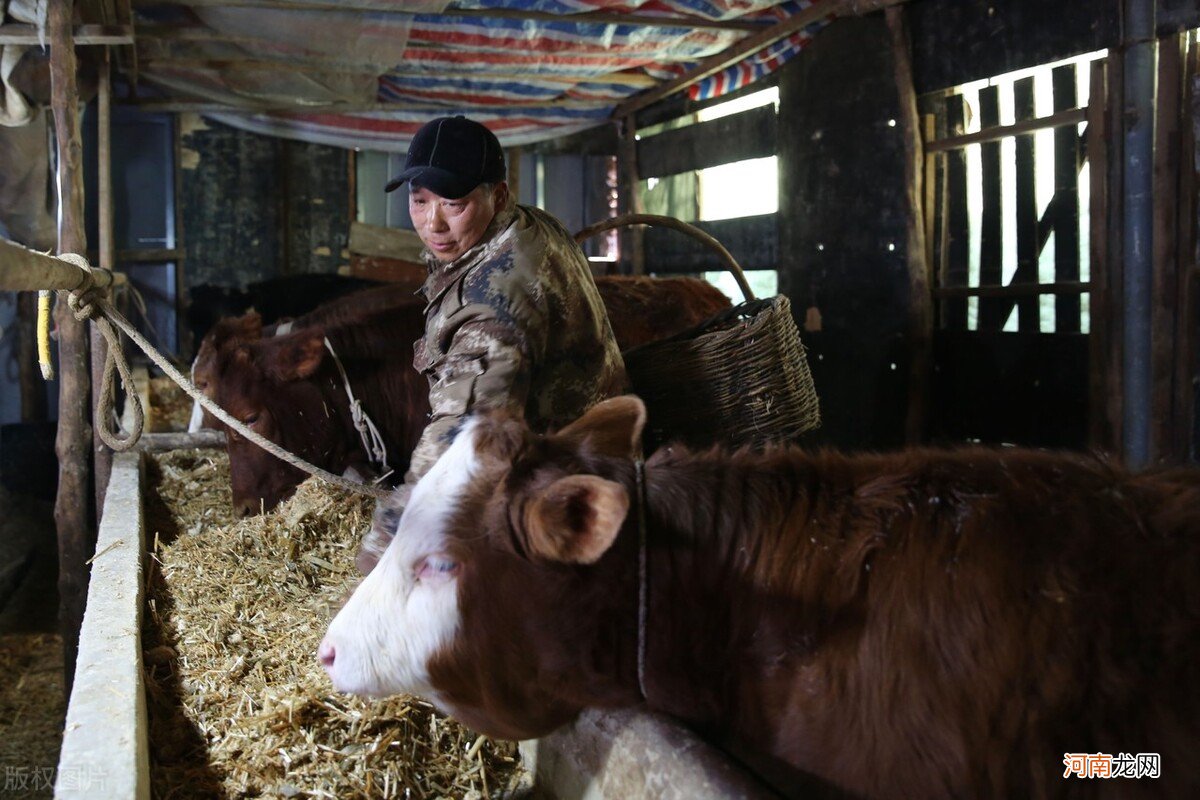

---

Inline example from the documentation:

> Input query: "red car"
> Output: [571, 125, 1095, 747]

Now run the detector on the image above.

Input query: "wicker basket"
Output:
[575, 214, 821, 450]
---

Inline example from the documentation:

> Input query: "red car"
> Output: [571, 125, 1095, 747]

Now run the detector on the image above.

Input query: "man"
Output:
[356, 115, 627, 573]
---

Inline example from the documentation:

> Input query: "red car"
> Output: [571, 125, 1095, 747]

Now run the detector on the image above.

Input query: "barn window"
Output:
[922, 51, 1105, 335]
[636, 86, 780, 303]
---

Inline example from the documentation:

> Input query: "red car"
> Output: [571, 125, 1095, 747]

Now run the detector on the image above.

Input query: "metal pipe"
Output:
[1121, 0, 1156, 467]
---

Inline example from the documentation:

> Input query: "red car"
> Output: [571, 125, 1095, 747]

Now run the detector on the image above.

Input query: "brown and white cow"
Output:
[320, 396, 1200, 799]
[210, 277, 730, 514]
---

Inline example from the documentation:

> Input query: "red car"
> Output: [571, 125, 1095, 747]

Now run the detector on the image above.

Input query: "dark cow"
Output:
[212, 277, 731, 514]
[321, 396, 1200, 799]
[185, 274, 384, 355]
[213, 303, 429, 517]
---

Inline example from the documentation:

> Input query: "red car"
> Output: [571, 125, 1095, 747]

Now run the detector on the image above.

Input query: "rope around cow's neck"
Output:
[635, 458, 649, 702]
[59, 255, 389, 499]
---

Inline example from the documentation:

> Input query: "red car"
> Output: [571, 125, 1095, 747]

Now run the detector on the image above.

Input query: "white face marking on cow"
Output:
[187, 358, 204, 433]
[319, 418, 483, 698]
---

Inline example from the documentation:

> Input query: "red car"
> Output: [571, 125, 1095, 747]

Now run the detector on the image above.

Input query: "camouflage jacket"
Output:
[401, 198, 627, 498]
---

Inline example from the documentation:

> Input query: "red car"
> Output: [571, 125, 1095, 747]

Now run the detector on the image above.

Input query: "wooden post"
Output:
[1176, 38, 1199, 461]
[1151, 34, 1183, 463]
[885, 6, 931, 444]
[616, 118, 644, 275]
[50, 0, 94, 693]
[93, 47, 114, 521]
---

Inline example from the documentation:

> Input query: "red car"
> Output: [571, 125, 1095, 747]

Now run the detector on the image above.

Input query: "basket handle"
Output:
[574, 213, 755, 302]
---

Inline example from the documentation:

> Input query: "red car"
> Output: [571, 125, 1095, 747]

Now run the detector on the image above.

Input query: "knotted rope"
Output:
[58, 254, 388, 498]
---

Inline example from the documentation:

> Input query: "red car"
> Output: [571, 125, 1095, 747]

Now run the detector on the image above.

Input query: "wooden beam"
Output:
[932, 281, 1091, 300]
[93, 49, 115, 524]
[1151, 34, 1183, 461]
[886, 5, 931, 445]
[0, 238, 123, 291]
[348, 221, 424, 261]
[636, 104, 776, 178]
[131, 0, 769, 32]
[925, 108, 1088, 153]
[613, 0, 910, 119]
[1175, 38, 1199, 462]
[0, 23, 133, 45]
[1086, 60, 1113, 451]
[49, 0, 94, 697]
[617, 120, 643, 275]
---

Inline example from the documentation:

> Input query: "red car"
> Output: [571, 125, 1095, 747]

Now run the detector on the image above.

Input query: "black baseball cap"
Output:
[384, 116, 506, 199]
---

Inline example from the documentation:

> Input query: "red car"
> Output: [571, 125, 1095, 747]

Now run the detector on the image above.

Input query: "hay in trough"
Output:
[148, 376, 194, 433]
[144, 449, 526, 799]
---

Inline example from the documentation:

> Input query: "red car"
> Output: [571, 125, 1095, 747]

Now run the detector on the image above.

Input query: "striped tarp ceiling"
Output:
[136, 0, 832, 150]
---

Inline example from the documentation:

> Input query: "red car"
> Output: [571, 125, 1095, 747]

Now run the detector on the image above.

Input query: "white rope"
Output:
[323, 336, 393, 480]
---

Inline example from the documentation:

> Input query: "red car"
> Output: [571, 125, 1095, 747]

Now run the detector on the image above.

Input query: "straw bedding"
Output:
[144, 449, 526, 799]
[148, 376, 194, 432]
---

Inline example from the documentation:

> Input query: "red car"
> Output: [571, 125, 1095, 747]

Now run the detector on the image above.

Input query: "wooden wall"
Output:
[778, 14, 911, 450]
[910, 0, 1118, 93]
[180, 116, 350, 289]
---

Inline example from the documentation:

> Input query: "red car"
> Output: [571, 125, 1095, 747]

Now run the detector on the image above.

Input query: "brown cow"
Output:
[213, 303, 430, 517]
[593, 275, 730, 351]
[211, 276, 730, 514]
[320, 396, 1200, 799]
[189, 283, 419, 431]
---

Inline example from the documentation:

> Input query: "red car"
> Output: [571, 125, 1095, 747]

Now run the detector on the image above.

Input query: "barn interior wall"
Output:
[910, 0, 1119, 94]
[778, 13, 911, 451]
[179, 116, 350, 291]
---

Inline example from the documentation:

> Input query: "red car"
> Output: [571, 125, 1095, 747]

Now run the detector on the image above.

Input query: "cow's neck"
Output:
[637, 448, 853, 749]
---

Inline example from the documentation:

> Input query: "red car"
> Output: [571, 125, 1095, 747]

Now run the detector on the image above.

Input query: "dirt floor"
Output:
[0, 486, 64, 800]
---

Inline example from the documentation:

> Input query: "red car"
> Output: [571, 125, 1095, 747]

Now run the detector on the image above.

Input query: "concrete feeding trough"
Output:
[54, 439, 775, 799]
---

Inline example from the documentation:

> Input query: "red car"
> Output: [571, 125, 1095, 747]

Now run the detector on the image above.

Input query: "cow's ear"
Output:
[267, 331, 326, 382]
[554, 396, 646, 459]
[239, 310, 263, 339]
[525, 475, 629, 564]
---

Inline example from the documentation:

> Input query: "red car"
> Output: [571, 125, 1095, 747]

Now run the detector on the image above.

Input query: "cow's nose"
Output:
[318, 640, 336, 669]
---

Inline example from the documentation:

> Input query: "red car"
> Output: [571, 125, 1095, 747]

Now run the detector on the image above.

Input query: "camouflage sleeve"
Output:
[402, 295, 548, 491]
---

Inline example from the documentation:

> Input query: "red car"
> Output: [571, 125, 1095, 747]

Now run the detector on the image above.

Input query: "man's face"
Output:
[409, 183, 507, 263]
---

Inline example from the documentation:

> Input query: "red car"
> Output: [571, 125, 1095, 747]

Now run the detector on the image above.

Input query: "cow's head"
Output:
[214, 327, 351, 516]
[190, 311, 264, 432]
[319, 396, 647, 740]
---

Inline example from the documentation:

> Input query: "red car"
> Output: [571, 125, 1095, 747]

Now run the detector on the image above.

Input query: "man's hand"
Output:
[356, 486, 410, 575]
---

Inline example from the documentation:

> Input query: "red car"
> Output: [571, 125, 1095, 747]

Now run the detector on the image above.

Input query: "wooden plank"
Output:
[635, 105, 776, 178]
[613, 0, 911, 118]
[976, 85, 1005, 330]
[886, 5, 931, 444]
[49, 0, 94, 695]
[348, 221, 424, 261]
[0, 23, 133, 45]
[1013, 77, 1038, 333]
[1151, 34, 1183, 461]
[933, 281, 1090, 299]
[131, 0, 768, 31]
[1053, 64, 1082, 333]
[942, 93, 969, 330]
[926, 108, 1087, 152]
[641, 214, 777, 274]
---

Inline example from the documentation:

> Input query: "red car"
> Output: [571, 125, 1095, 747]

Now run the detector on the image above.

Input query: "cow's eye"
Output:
[244, 413, 260, 425]
[416, 554, 460, 582]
